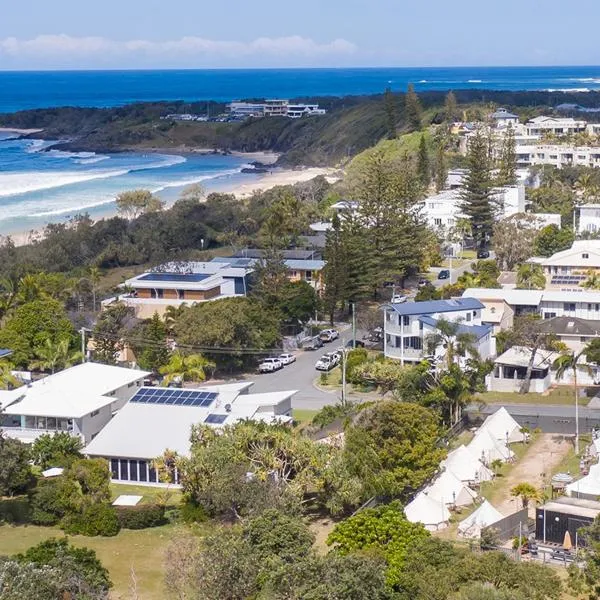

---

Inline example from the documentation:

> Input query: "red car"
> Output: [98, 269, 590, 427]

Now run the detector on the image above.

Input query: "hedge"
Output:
[62, 503, 120, 537]
[115, 504, 166, 529]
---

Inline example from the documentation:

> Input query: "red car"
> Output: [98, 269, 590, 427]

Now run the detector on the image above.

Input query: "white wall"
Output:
[79, 404, 114, 444]
[579, 206, 600, 234]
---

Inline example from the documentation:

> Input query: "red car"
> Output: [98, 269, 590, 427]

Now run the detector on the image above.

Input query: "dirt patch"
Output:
[309, 517, 337, 555]
[494, 434, 572, 517]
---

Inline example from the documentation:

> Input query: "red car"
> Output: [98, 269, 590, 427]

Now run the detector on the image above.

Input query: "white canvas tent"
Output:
[442, 445, 494, 484]
[566, 463, 600, 499]
[458, 500, 503, 538]
[480, 407, 525, 444]
[404, 492, 450, 531]
[467, 427, 513, 465]
[425, 470, 477, 507]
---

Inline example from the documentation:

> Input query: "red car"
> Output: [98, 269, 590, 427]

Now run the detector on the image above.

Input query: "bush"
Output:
[62, 503, 120, 537]
[179, 501, 208, 524]
[29, 477, 82, 526]
[346, 348, 369, 384]
[115, 504, 166, 529]
[0, 497, 31, 524]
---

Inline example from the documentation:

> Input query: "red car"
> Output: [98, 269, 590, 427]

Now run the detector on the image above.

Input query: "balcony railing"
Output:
[385, 346, 424, 360]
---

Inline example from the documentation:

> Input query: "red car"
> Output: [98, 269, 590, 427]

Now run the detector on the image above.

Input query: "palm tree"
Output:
[426, 318, 478, 369]
[159, 351, 216, 387]
[516, 263, 546, 290]
[0, 360, 19, 390]
[164, 305, 187, 334]
[16, 274, 44, 304]
[553, 350, 593, 455]
[490, 459, 503, 476]
[583, 270, 600, 290]
[510, 482, 542, 509]
[30, 338, 83, 375]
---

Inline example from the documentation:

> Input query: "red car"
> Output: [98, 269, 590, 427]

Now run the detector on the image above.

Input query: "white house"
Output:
[525, 116, 588, 137]
[516, 144, 600, 169]
[0, 363, 149, 444]
[488, 346, 557, 393]
[529, 240, 600, 285]
[579, 205, 600, 235]
[490, 108, 519, 128]
[384, 298, 493, 365]
[84, 382, 296, 486]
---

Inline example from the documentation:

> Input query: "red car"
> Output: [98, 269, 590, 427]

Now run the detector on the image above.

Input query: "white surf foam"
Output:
[468, 79, 482, 83]
[74, 156, 110, 165]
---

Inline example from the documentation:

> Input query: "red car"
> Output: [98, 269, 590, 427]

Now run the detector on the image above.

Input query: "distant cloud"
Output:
[0, 34, 357, 68]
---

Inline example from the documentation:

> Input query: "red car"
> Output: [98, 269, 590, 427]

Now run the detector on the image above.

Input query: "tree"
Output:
[405, 83, 423, 129]
[128, 312, 171, 372]
[88, 266, 102, 312]
[533, 224, 574, 257]
[433, 127, 449, 192]
[0, 436, 33, 496]
[31, 432, 83, 469]
[323, 214, 349, 323]
[115, 189, 163, 219]
[460, 130, 495, 248]
[30, 337, 82, 374]
[351, 359, 407, 394]
[327, 502, 430, 587]
[0, 359, 19, 390]
[159, 351, 215, 386]
[444, 91, 458, 122]
[496, 124, 517, 186]
[510, 482, 541, 509]
[516, 263, 546, 290]
[574, 514, 600, 599]
[0, 298, 75, 369]
[492, 214, 540, 270]
[91, 302, 135, 365]
[415, 282, 441, 301]
[67, 458, 111, 504]
[417, 133, 430, 187]
[344, 401, 445, 500]
[383, 87, 398, 139]
[553, 349, 592, 454]
[425, 317, 479, 369]
[278, 280, 318, 325]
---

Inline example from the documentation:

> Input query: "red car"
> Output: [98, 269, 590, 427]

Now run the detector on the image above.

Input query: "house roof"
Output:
[462, 288, 543, 306]
[418, 316, 491, 341]
[4, 390, 114, 419]
[536, 240, 600, 268]
[494, 346, 558, 369]
[541, 497, 600, 519]
[491, 108, 518, 119]
[0, 348, 12, 359]
[84, 385, 296, 459]
[387, 298, 484, 317]
[538, 316, 600, 337]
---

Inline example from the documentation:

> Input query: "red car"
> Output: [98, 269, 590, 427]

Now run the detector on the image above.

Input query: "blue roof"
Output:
[387, 298, 484, 316]
[0, 348, 12, 359]
[418, 316, 492, 341]
[140, 273, 209, 283]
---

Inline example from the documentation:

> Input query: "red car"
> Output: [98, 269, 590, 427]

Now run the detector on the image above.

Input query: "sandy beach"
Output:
[3, 165, 341, 247]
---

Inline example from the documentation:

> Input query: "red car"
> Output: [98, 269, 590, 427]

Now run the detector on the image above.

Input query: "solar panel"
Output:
[130, 388, 218, 407]
[204, 414, 228, 424]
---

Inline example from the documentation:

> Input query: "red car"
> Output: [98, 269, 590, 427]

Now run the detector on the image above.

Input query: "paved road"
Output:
[468, 403, 600, 434]
[248, 327, 357, 411]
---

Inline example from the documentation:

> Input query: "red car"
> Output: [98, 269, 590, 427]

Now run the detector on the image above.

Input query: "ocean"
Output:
[0, 132, 259, 236]
[0, 66, 600, 113]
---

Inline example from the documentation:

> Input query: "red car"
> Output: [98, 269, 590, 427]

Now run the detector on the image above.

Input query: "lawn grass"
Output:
[293, 409, 319, 426]
[0, 523, 187, 600]
[477, 387, 590, 407]
[110, 482, 182, 507]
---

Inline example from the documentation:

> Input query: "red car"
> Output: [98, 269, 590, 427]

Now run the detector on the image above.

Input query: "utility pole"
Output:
[341, 349, 347, 407]
[352, 302, 356, 349]
[80, 328, 87, 364]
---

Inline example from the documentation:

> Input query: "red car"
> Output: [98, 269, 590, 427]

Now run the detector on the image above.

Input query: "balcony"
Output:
[385, 345, 424, 361]
[3, 427, 81, 443]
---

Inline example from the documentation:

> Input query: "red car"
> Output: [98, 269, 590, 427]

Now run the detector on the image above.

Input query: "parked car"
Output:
[391, 294, 407, 304]
[315, 353, 340, 371]
[345, 339, 366, 348]
[279, 353, 296, 366]
[319, 329, 339, 342]
[477, 249, 490, 259]
[550, 549, 574, 562]
[301, 336, 323, 350]
[418, 278, 429, 287]
[258, 358, 283, 373]
[438, 269, 450, 280]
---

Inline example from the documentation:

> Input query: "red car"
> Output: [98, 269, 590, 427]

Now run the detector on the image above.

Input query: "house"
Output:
[579, 204, 600, 234]
[525, 116, 588, 137]
[84, 382, 296, 486]
[516, 143, 600, 169]
[531, 213, 562, 229]
[536, 497, 600, 544]
[227, 100, 326, 119]
[490, 108, 519, 128]
[529, 240, 600, 284]
[0, 363, 149, 444]
[480, 298, 514, 336]
[538, 316, 600, 354]
[488, 346, 557, 393]
[383, 298, 493, 365]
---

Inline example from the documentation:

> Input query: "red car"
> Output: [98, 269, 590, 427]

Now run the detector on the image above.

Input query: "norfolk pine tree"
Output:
[460, 130, 496, 247]
[444, 91, 458, 122]
[323, 214, 349, 323]
[405, 83, 423, 130]
[383, 87, 398, 139]
[417, 134, 430, 187]
[497, 123, 517, 186]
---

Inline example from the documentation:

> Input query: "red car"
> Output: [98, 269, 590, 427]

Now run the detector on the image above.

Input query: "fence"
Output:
[481, 508, 529, 543]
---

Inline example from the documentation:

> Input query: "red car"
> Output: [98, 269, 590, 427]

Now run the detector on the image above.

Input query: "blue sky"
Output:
[1, 0, 600, 69]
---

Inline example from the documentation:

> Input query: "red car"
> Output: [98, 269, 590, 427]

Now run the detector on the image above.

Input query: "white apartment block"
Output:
[579, 205, 600, 234]
[529, 240, 600, 286]
[516, 144, 600, 169]
[525, 116, 588, 137]
[227, 99, 326, 119]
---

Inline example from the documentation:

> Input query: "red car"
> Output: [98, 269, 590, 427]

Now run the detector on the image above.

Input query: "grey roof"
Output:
[0, 349, 12, 359]
[418, 316, 492, 341]
[232, 249, 320, 260]
[387, 298, 484, 317]
[538, 316, 600, 337]
[491, 108, 518, 119]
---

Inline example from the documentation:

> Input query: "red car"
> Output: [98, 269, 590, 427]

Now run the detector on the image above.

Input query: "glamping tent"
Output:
[457, 500, 503, 538]
[425, 470, 477, 507]
[480, 407, 525, 444]
[467, 427, 513, 465]
[442, 445, 494, 484]
[566, 464, 600, 500]
[404, 492, 450, 531]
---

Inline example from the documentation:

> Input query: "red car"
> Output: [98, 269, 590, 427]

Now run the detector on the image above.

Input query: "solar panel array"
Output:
[551, 275, 587, 285]
[204, 413, 228, 424]
[130, 388, 217, 407]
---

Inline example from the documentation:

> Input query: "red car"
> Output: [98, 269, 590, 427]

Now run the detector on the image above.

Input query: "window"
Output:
[110, 459, 119, 479]
[90, 409, 100, 418]
[490, 307, 496, 314]
[139, 462, 148, 482]
[129, 460, 138, 482]
[544, 312, 557, 319]
[583, 253, 590, 259]
[149, 465, 157, 483]
[119, 459, 129, 481]
[290, 270, 297, 277]
[402, 315, 410, 326]
[564, 303, 576, 312]
[128, 382, 135, 388]
[466, 313, 472, 322]
[305, 270, 312, 282]
[434, 218, 442, 226]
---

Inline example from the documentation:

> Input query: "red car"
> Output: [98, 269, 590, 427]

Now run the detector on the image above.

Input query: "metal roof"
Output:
[0, 348, 12, 359]
[418, 315, 492, 340]
[387, 298, 484, 317]
[462, 288, 543, 306]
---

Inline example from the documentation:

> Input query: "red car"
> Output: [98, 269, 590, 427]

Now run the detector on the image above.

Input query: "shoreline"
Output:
[2, 165, 340, 248]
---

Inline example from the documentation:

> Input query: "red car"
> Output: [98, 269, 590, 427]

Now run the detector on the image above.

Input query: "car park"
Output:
[279, 353, 296, 365]
[319, 329, 339, 342]
[315, 352, 340, 371]
[258, 357, 283, 373]
[438, 269, 450, 280]
[550, 549, 574, 562]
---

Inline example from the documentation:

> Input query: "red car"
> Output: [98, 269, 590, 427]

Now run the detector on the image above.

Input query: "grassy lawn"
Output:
[0, 523, 187, 600]
[447, 429, 475, 451]
[293, 409, 319, 426]
[477, 387, 590, 407]
[109, 483, 182, 507]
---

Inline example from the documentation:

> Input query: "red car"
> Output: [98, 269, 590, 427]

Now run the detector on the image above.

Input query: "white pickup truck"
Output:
[258, 358, 283, 373]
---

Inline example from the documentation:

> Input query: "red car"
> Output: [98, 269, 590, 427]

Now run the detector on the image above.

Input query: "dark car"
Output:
[550, 549, 574, 562]
[438, 269, 450, 280]
[345, 339, 366, 348]
[477, 249, 490, 259]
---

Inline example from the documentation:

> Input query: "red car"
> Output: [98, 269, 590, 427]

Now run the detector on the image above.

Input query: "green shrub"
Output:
[31, 509, 59, 526]
[29, 477, 81, 525]
[115, 504, 166, 529]
[346, 348, 369, 383]
[179, 501, 208, 524]
[0, 497, 31, 524]
[62, 503, 120, 537]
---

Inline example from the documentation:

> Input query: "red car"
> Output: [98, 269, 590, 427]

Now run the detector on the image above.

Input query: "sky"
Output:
[1, 0, 600, 70]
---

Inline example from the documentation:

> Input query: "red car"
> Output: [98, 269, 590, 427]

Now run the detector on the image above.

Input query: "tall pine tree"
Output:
[497, 123, 517, 186]
[444, 91, 458, 122]
[433, 126, 449, 192]
[404, 84, 423, 130]
[417, 134, 430, 188]
[459, 130, 495, 248]
[383, 87, 398, 140]
[323, 214, 349, 324]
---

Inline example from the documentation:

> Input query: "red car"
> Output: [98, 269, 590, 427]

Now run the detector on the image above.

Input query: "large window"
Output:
[129, 460, 138, 481]
[119, 459, 129, 481]
[110, 459, 119, 479]
[139, 462, 148, 482]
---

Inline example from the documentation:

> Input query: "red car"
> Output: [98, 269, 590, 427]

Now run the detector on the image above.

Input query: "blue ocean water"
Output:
[1, 66, 600, 112]
[0, 132, 257, 235]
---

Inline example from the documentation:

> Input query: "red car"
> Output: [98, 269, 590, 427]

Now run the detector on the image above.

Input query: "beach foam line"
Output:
[29, 198, 117, 218]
